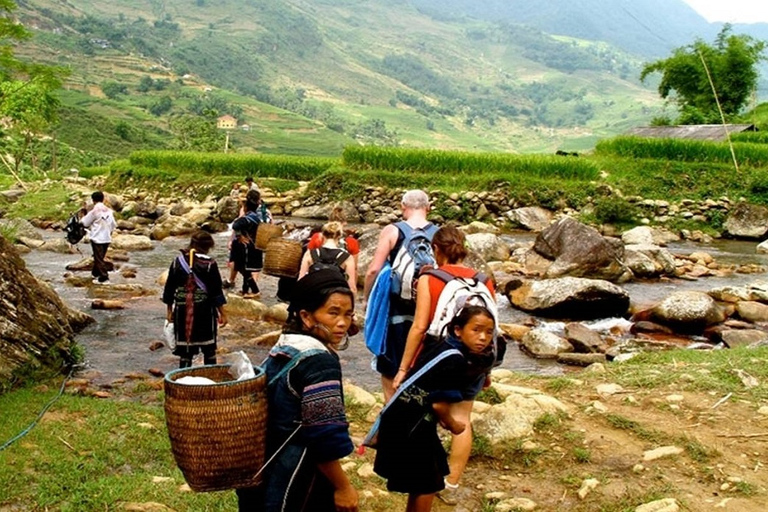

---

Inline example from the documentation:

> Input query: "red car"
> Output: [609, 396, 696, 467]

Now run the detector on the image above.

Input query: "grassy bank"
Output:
[2, 347, 767, 510]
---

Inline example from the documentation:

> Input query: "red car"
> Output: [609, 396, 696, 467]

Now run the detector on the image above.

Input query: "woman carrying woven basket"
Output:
[236, 268, 359, 512]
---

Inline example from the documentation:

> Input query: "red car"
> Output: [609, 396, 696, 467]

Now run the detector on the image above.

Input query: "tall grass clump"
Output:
[128, 151, 338, 180]
[731, 131, 768, 145]
[595, 136, 768, 167]
[342, 146, 599, 180]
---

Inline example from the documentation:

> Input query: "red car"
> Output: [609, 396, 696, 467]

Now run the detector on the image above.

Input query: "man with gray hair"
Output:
[364, 189, 438, 399]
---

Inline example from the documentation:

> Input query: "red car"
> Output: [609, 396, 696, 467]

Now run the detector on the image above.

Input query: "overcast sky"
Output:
[681, 0, 768, 24]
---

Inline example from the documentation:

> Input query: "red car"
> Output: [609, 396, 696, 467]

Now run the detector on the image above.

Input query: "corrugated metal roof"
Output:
[626, 124, 756, 141]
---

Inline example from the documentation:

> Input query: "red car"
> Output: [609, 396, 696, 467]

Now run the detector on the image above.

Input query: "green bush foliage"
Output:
[342, 146, 599, 180]
[595, 136, 768, 167]
[731, 131, 768, 144]
[128, 151, 338, 180]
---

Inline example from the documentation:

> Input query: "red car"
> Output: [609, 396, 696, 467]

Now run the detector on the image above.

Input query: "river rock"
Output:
[557, 353, 606, 366]
[622, 226, 654, 246]
[91, 299, 126, 310]
[709, 282, 768, 303]
[533, 217, 628, 281]
[291, 204, 333, 220]
[718, 329, 768, 348]
[183, 208, 212, 225]
[343, 380, 377, 408]
[89, 283, 155, 299]
[472, 388, 569, 444]
[466, 233, 510, 262]
[110, 234, 154, 251]
[507, 206, 553, 232]
[624, 244, 676, 275]
[499, 323, 531, 341]
[0, 218, 41, 240]
[460, 221, 500, 235]
[521, 329, 573, 358]
[226, 295, 268, 320]
[39, 238, 78, 254]
[0, 188, 25, 202]
[65, 257, 115, 273]
[564, 323, 607, 353]
[0, 235, 94, 389]
[623, 248, 657, 277]
[495, 498, 537, 512]
[506, 277, 630, 320]
[215, 196, 240, 223]
[736, 301, 768, 323]
[724, 202, 768, 239]
[651, 291, 725, 333]
[170, 201, 195, 217]
[635, 498, 679, 512]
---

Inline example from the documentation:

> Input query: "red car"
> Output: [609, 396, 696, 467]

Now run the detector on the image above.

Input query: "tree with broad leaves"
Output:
[640, 25, 766, 125]
[0, 0, 66, 182]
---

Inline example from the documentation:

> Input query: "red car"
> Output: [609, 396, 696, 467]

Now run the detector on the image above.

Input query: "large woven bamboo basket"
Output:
[164, 365, 267, 492]
[255, 223, 284, 250]
[263, 238, 303, 278]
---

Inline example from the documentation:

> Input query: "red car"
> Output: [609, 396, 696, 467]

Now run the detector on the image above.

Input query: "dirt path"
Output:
[338, 370, 768, 512]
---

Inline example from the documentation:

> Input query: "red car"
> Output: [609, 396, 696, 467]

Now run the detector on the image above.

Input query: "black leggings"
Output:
[177, 344, 217, 368]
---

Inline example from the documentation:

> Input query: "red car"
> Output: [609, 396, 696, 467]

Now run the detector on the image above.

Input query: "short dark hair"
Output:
[91, 191, 104, 203]
[449, 305, 494, 332]
[189, 230, 215, 254]
[245, 176, 254, 183]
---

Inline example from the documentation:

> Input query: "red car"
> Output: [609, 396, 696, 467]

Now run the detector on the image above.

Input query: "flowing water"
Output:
[22, 227, 768, 392]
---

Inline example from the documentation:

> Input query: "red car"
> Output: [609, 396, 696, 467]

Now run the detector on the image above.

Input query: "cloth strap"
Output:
[176, 255, 208, 293]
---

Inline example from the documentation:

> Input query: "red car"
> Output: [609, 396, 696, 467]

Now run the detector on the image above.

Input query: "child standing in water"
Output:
[162, 230, 228, 368]
[373, 305, 497, 512]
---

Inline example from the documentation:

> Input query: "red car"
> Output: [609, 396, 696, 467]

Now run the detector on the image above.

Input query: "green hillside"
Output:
[13, 0, 666, 158]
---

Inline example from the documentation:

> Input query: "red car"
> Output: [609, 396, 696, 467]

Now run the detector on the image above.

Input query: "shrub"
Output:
[593, 196, 638, 225]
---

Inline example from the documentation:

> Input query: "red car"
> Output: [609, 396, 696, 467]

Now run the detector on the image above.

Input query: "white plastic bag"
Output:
[164, 320, 176, 350]
[229, 351, 256, 381]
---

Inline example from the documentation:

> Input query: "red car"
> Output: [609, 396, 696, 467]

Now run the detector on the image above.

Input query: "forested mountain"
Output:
[10, 0, 767, 158]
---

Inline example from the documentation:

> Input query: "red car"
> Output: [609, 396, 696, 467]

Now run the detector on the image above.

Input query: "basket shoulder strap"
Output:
[267, 348, 327, 387]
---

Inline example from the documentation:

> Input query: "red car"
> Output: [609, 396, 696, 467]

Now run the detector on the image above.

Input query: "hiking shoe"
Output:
[222, 279, 234, 289]
[92, 278, 109, 285]
[436, 484, 460, 506]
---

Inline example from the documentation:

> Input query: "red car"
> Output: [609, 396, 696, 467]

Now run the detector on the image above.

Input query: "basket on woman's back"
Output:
[164, 364, 267, 492]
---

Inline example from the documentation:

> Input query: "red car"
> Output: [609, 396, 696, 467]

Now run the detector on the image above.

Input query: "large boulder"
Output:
[708, 282, 768, 303]
[0, 218, 42, 240]
[624, 244, 677, 276]
[621, 226, 679, 247]
[215, 196, 241, 223]
[472, 387, 569, 444]
[506, 277, 630, 320]
[110, 234, 154, 251]
[291, 204, 334, 220]
[183, 208, 212, 226]
[506, 206, 554, 232]
[533, 217, 628, 281]
[466, 233, 510, 262]
[651, 291, 725, 333]
[724, 203, 768, 239]
[0, 235, 94, 389]
[520, 329, 573, 358]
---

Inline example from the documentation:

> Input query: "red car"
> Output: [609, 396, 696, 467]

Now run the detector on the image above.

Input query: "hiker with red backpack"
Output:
[162, 230, 228, 369]
[299, 221, 357, 297]
[363, 190, 439, 401]
[392, 225, 501, 506]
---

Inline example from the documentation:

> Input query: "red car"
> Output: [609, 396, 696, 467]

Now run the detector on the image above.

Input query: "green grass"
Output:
[605, 346, 768, 401]
[573, 447, 592, 464]
[5, 180, 78, 221]
[604, 414, 667, 445]
[0, 383, 237, 510]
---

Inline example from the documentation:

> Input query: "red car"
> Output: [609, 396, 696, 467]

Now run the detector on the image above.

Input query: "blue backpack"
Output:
[390, 221, 438, 302]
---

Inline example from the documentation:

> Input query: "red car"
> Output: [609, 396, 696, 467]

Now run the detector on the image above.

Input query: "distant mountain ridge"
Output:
[9, 0, 768, 158]
[409, 0, 766, 57]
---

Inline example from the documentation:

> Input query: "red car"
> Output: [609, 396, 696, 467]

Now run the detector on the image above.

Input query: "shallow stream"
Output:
[22, 226, 768, 392]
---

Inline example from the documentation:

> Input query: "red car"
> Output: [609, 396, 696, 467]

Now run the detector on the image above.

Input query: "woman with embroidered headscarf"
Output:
[236, 269, 359, 512]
